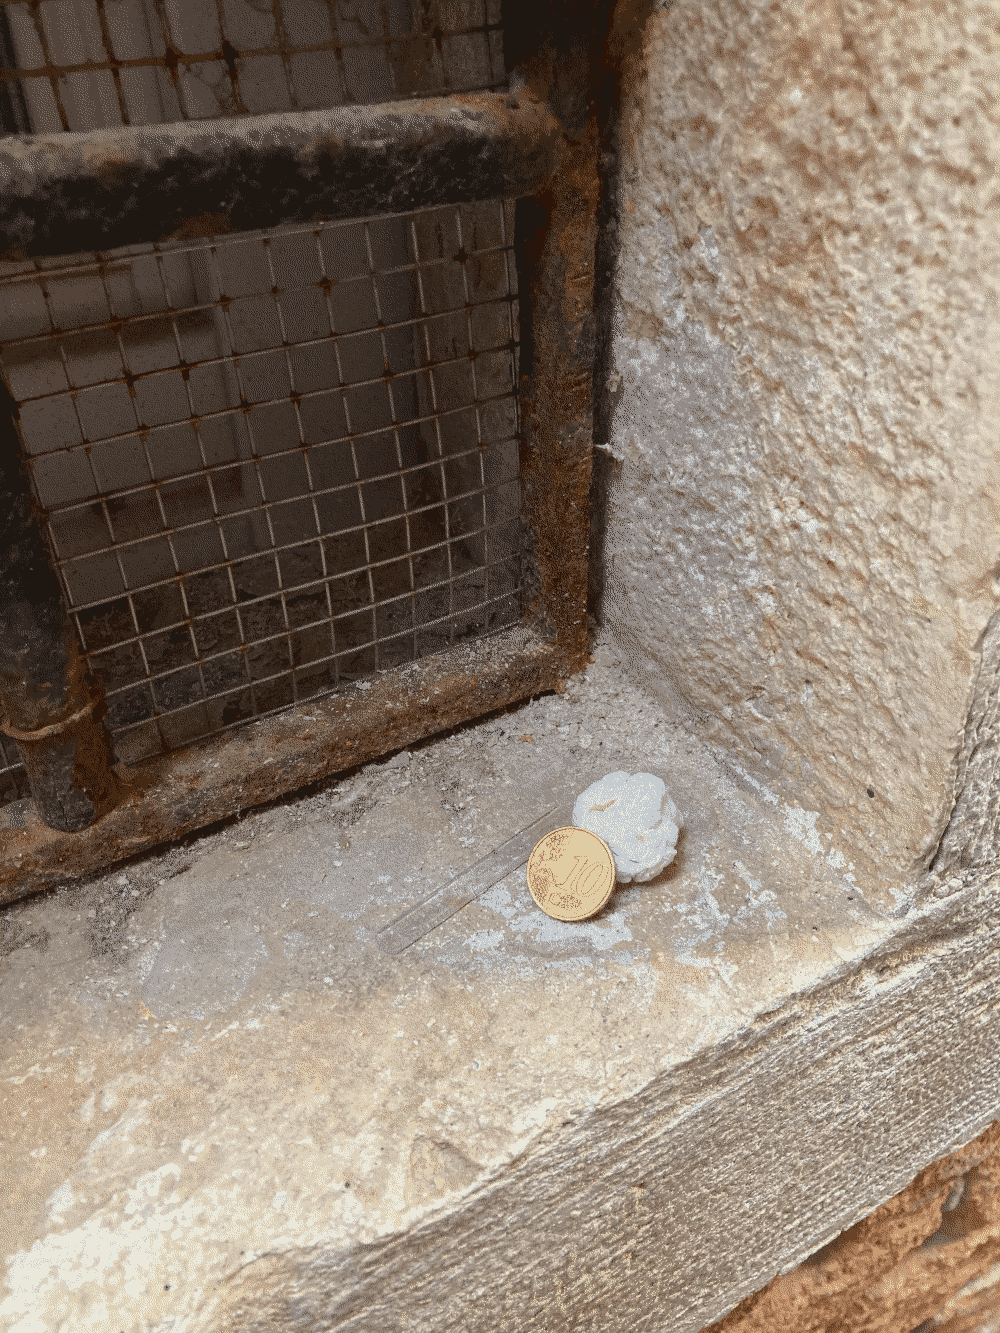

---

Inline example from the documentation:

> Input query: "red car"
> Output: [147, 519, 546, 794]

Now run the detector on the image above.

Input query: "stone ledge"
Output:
[2, 642, 999, 1332]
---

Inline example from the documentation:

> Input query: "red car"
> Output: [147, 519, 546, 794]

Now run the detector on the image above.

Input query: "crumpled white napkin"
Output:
[572, 771, 681, 884]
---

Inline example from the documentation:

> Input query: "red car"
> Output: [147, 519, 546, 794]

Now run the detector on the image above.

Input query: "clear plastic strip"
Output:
[375, 800, 571, 954]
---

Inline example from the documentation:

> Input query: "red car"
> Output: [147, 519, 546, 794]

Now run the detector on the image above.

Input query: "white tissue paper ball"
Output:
[572, 771, 681, 884]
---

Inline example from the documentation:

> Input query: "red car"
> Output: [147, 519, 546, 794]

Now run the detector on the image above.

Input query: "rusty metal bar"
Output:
[0, 625, 571, 900]
[0, 381, 122, 832]
[0, 93, 559, 259]
[508, 0, 604, 668]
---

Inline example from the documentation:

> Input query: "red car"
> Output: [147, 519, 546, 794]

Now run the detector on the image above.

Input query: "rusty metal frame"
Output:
[0, 0, 605, 902]
[0, 94, 559, 259]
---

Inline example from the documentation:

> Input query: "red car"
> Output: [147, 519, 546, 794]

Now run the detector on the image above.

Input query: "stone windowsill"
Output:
[2, 635, 998, 1332]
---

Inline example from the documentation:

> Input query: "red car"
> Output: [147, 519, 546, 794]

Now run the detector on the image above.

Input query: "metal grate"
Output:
[0, 0, 601, 895]
[0, 0, 504, 134]
[0, 197, 522, 792]
[0, 0, 523, 807]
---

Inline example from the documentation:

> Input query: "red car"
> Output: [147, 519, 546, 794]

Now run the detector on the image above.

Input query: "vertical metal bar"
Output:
[587, 0, 638, 627]
[506, 0, 605, 669]
[0, 382, 122, 831]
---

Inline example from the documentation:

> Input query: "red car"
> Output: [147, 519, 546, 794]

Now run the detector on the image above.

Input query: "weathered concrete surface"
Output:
[600, 0, 1000, 909]
[3, 639, 1000, 1332]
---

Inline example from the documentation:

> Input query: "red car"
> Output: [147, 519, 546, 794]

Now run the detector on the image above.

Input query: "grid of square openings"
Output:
[0, 0, 504, 134]
[0, 198, 522, 778]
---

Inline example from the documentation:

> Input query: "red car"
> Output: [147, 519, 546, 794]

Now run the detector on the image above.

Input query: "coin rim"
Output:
[526, 825, 618, 922]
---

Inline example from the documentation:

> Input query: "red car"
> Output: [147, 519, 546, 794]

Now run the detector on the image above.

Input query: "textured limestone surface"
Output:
[4, 638, 1000, 1332]
[600, 0, 1000, 909]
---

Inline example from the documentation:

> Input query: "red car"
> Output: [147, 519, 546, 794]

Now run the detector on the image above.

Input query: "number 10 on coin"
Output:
[526, 827, 617, 922]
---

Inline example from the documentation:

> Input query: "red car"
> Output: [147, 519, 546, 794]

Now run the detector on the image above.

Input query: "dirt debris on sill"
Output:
[0, 629, 869, 1001]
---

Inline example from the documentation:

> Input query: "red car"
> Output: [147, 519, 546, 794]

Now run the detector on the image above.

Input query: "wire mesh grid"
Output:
[0, 197, 523, 797]
[0, 0, 504, 134]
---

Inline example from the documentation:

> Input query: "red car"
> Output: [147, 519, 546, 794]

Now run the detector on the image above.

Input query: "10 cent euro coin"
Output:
[526, 826, 617, 922]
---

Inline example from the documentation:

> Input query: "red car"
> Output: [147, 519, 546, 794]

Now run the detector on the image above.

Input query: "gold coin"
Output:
[526, 826, 617, 922]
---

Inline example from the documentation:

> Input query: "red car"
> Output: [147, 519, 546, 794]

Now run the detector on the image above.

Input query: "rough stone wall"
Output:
[701, 1120, 1000, 1333]
[599, 0, 1000, 909]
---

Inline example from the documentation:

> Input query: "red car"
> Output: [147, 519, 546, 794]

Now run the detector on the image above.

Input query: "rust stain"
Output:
[81, 144, 134, 190]
[168, 212, 233, 241]
[518, 106, 600, 673]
